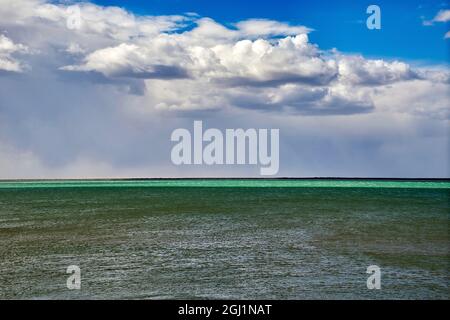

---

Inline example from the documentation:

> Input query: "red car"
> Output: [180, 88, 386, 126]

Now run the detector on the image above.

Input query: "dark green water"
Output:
[0, 180, 448, 299]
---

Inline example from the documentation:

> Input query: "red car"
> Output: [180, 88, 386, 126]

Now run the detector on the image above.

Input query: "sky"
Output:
[0, 0, 448, 178]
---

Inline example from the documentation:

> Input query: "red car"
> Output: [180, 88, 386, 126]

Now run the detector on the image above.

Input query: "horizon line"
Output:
[0, 177, 449, 182]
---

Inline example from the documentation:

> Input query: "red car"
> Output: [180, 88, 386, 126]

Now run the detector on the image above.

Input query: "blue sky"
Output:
[93, 0, 449, 63]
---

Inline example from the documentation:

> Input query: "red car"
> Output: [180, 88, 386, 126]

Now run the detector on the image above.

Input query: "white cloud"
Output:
[205, 35, 336, 86]
[235, 19, 312, 38]
[62, 40, 190, 79]
[433, 9, 450, 22]
[0, 0, 189, 40]
[0, 34, 29, 72]
[373, 80, 449, 120]
[337, 55, 418, 85]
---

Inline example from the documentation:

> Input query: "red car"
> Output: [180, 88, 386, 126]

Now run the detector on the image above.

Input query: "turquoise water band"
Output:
[0, 179, 449, 189]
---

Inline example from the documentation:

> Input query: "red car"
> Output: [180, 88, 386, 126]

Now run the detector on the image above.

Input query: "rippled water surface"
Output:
[0, 180, 448, 299]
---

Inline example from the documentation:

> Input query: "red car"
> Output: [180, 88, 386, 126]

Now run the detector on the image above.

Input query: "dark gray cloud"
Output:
[108, 64, 190, 80]
[213, 71, 338, 88]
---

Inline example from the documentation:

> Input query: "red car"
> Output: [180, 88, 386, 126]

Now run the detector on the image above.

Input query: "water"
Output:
[0, 179, 448, 299]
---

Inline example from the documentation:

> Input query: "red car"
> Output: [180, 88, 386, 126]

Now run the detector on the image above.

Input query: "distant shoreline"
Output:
[1, 177, 449, 182]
